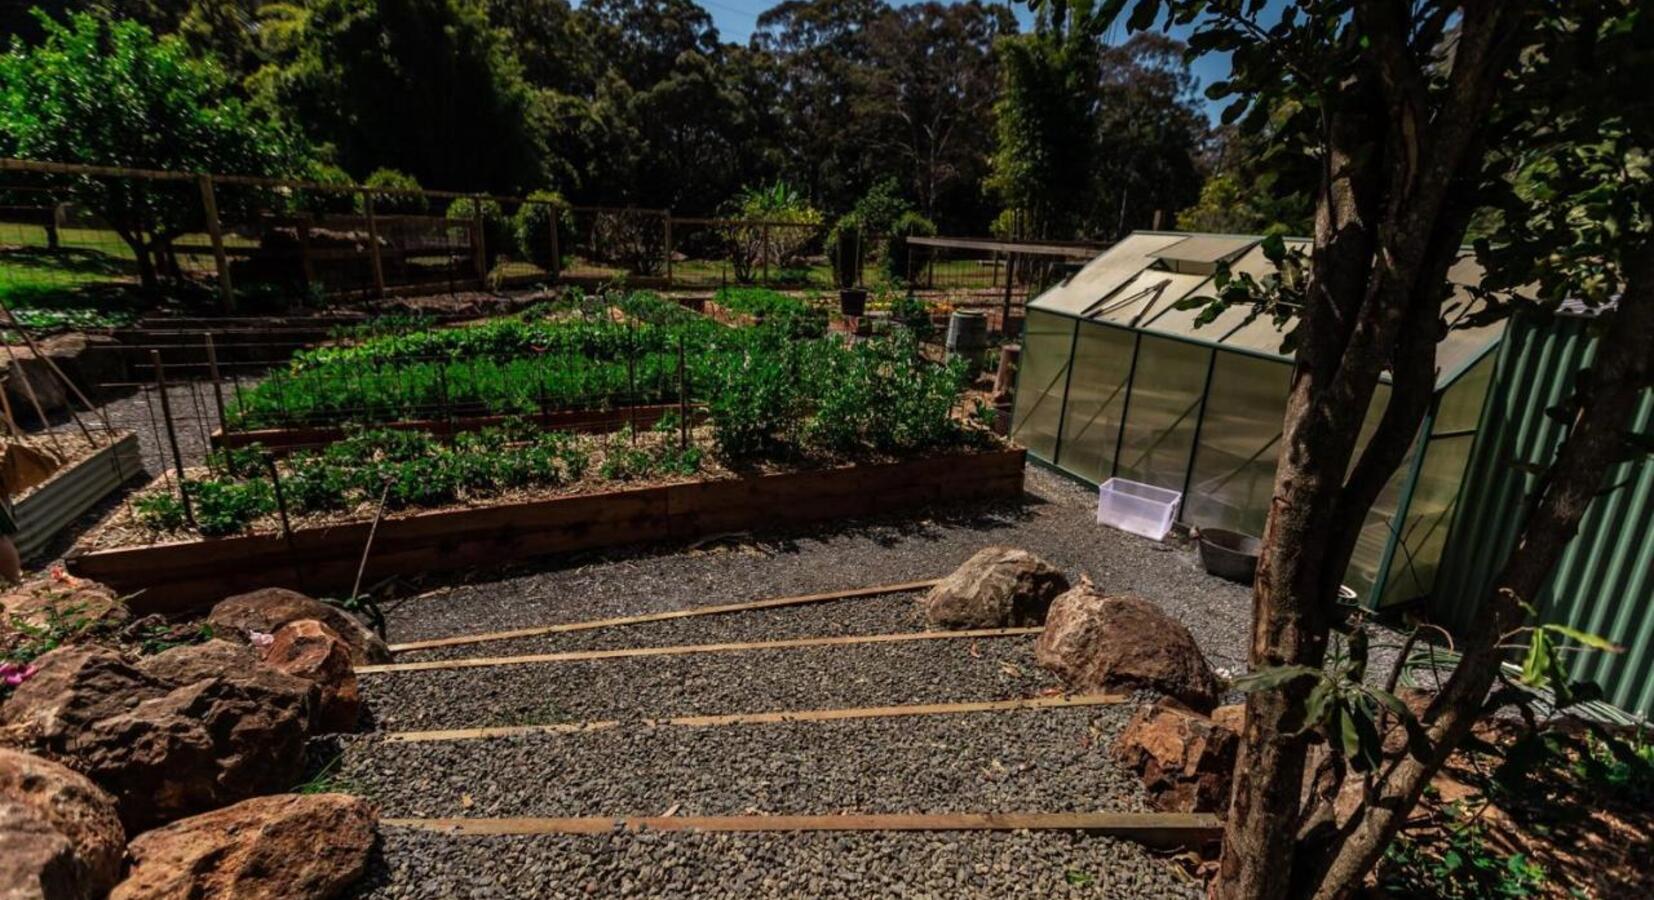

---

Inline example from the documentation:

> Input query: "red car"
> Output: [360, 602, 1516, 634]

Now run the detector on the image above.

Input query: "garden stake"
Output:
[0, 337, 66, 456]
[0, 380, 22, 438]
[265, 453, 293, 539]
[0, 304, 99, 446]
[204, 333, 227, 431]
[352, 478, 392, 603]
[677, 334, 688, 451]
[627, 320, 637, 442]
[150, 350, 196, 529]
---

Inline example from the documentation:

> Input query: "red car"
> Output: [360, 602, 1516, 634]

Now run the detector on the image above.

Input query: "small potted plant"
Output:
[829, 214, 868, 316]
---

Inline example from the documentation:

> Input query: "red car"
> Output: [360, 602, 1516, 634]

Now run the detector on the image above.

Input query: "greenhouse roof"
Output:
[1028, 230, 1506, 390]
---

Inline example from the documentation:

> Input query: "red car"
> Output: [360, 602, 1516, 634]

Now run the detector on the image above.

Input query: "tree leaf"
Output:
[1231, 664, 1323, 693]
[1540, 623, 1623, 652]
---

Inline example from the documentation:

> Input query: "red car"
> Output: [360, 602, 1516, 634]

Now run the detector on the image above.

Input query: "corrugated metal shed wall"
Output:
[1432, 311, 1654, 718]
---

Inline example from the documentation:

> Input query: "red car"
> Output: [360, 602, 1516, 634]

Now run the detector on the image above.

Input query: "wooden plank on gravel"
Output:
[386, 579, 943, 653]
[361, 627, 1041, 675]
[381, 812, 1223, 850]
[383, 693, 1126, 744]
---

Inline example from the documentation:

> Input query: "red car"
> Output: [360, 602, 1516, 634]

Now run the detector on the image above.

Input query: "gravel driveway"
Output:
[335, 465, 1240, 897]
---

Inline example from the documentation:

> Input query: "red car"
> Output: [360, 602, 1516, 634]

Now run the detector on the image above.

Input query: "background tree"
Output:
[250, 0, 549, 193]
[0, 11, 299, 292]
[1091, 32, 1207, 235]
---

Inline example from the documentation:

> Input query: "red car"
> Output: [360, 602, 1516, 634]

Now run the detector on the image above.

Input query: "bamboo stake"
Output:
[386, 579, 942, 653]
[360, 627, 1041, 675]
[1, 340, 64, 456]
[383, 694, 1126, 744]
[205, 334, 227, 431]
[150, 351, 194, 528]
[382, 811, 1222, 850]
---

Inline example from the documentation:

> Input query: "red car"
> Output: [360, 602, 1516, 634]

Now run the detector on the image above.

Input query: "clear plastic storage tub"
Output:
[1096, 478, 1182, 541]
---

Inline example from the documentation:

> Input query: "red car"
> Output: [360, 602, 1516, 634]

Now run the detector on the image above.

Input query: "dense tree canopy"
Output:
[0, 0, 1220, 236]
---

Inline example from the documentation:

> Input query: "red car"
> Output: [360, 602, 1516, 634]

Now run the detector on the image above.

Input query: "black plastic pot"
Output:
[1197, 528, 1261, 584]
[839, 288, 868, 317]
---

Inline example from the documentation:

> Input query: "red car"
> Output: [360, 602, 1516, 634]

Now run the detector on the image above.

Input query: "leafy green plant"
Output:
[133, 490, 188, 533]
[1380, 803, 1548, 899]
[186, 478, 276, 537]
[884, 211, 937, 283]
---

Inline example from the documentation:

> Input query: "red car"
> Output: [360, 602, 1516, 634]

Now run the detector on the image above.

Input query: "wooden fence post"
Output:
[761, 222, 770, 284]
[197, 174, 235, 312]
[664, 213, 674, 288]
[471, 195, 488, 286]
[297, 219, 316, 291]
[548, 203, 562, 282]
[361, 191, 387, 299]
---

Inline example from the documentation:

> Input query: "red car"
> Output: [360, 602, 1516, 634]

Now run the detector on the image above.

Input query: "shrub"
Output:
[356, 168, 427, 216]
[884, 211, 937, 283]
[511, 189, 573, 270]
[589, 210, 666, 276]
[722, 182, 823, 283]
[185, 478, 276, 537]
[290, 161, 356, 215]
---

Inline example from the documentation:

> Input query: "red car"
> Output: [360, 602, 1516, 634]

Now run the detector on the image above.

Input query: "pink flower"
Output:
[249, 631, 275, 649]
[0, 662, 38, 687]
[48, 565, 79, 587]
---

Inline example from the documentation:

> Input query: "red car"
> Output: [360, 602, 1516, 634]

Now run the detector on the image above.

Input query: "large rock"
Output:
[262, 620, 359, 733]
[1110, 699, 1239, 812]
[0, 577, 130, 633]
[1, 643, 317, 831]
[112, 793, 377, 900]
[920, 546, 1070, 629]
[1034, 585, 1221, 712]
[37, 333, 128, 401]
[0, 349, 69, 419]
[209, 589, 389, 665]
[0, 748, 126, 899]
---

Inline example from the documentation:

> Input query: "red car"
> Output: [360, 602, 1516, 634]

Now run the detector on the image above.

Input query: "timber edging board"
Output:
[381, 812, 1222, 851]
[14, 433, 143, 559]
[65, 447, 1026, 615]
[213, 404, 685, 453]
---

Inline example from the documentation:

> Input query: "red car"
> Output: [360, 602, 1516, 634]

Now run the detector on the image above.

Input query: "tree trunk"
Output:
[1299, 249, 1654, 900]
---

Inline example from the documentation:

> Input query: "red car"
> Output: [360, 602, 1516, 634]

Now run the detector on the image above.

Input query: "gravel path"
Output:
[381, 467, 1256, 676]
[338, 706, 1147, 819]
[354, 827, 1203, 899]
[96, 382, 223, 473]
[362, 637, 1058, 731]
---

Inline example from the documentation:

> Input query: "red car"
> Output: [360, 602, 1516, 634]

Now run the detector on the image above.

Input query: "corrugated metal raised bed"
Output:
[14, 432, 143, 559]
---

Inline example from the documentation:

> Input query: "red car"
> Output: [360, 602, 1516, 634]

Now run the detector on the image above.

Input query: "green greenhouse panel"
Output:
[1115, 336, 1211, 490]
[1183, 353, 1293, 537]
[1010, 310, 1075, 461]
[1055, 322, 1136, 481]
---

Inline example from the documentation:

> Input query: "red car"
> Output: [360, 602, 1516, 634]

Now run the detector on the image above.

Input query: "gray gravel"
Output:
[382, 467, 1256, 675]
[353, 827, 1203, 899]
[362, 636, 1058, 731]
[338, 707, 1148, 819]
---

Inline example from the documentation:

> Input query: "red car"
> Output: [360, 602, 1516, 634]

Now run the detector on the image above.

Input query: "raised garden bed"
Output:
[12, 431, 143, 558]
[66, 447, 1025, 614]
[212, 403, 686, 453]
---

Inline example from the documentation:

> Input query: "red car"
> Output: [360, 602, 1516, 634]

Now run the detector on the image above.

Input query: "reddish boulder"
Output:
[1111, 699, 1239, 812]
[208, 589, 389, 665]
[920, 546, 1070, 629]
[1, 643, 317, 831]
[1211, 703, 1245, 735]
[262, 620, 360, 733]
[0, 748, 126, 899]
[112, 793, 378, 900]
[1034, 585, 1220, 712]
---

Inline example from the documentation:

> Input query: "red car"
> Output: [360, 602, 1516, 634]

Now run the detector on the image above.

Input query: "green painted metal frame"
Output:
[1368, 397, 1440, 611]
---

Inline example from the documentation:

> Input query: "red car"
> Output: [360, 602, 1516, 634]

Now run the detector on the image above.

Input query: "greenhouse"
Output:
[1010, 231, 1505, 611]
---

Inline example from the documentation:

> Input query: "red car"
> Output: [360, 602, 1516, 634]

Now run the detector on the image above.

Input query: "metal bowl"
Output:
[1197, 528, 1262, 584]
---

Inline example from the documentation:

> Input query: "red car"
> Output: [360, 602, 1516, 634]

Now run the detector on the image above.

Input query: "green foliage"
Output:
[185, 477, 276, 537]
[290, 160, 357, 215]
[1380, 803, 1548, 900]
[0, 11, 300, 289]
[887, 293, 934, 340]
[446, 196, 511, 269]
[133, 490, 188, 532]
[847, 178, 911, 237]
[883, 211, 937, 283]
[722, 181, 823, 283]
[250, 0, 549, 193]
[713, 287, 826, 338]
[511, 189, 572, 270]
[2, 602, 115, 667]
[356, 168, 427, 216]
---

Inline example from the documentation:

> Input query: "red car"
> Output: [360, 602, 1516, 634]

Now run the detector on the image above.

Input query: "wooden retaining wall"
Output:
[66, 447, 1026, 614]
[14, 433, 143, 559]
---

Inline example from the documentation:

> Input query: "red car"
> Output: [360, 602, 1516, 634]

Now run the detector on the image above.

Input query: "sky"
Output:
[680, 0, 1238, 121]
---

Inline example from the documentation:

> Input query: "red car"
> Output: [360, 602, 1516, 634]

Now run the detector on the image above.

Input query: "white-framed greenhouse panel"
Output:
[1011, 231, 1505, 610]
